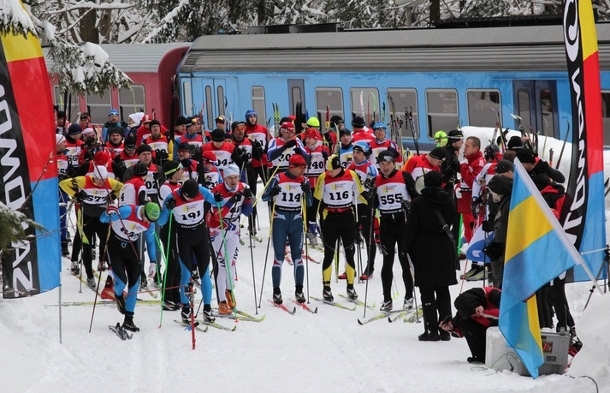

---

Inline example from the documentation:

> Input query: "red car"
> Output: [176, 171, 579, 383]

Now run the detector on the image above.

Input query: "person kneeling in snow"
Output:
[439, 287, 501, 364]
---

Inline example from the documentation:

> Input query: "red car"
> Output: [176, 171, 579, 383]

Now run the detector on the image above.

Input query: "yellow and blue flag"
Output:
[499, 159, 585, 378]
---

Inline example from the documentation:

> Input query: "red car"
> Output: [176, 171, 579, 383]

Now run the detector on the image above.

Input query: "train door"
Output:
[512, 81, 559, 139]
[288, 79, 306, 115]
[191, 77, 227, 128]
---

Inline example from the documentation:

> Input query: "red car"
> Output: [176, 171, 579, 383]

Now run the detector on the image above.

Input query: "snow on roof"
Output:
[44, 42, 190, 73]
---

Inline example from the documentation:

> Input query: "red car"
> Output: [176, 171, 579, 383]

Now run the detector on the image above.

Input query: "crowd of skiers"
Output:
[53, 108, 577, 359]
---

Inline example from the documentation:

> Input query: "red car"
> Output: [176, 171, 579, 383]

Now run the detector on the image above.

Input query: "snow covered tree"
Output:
[0, 203, 42, 254]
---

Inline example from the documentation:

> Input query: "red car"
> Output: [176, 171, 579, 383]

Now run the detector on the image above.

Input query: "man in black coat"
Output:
[402, 171, 458, 341]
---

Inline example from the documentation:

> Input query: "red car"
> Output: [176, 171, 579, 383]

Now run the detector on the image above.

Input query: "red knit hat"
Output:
[289, 154, 307, 167]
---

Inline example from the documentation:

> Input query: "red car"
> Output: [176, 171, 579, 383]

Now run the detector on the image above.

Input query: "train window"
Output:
[315, 88, 343, 134]
[517, 89, 532, 131]
[291, 86, 301, 112]
[205, 85, 213, 128]
[467, 90, 500, 127]
[118, 85, 145, 121]
[251, 86, 267, 126]
[350, 88, 380, 124]
[539, 89, 555, 137]
[601, 92, 610, 146]
[53, 86, 80, 123]
[217, 85, 225, 117]
[182, 80, 193, 116]
[426, 89, 459, 138]
[387, 88, 418, 139]
[86, 90, 112, 125]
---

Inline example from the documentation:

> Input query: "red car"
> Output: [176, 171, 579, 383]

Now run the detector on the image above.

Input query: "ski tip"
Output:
[313, 307, 318, 314]
[357, 319, 364, 325]
[291, 307, 297, 314]
[387, 317, 393, 323]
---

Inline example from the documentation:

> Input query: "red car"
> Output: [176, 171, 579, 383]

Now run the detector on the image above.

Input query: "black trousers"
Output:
[160, 223, 180, 304]
[321, 211, 356, 285]
[107, 235, 141, 290]
[457, 317, 491, 360]
[355, 203, 376, 275]
[176, 225, 210, 278]
[380, 216, 413, 301]
[82, 214, 109, 279]
[548, 277, 575, 331]
[419, 286, 452, 334]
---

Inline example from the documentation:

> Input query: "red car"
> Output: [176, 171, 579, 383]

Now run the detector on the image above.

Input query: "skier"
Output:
[338, 128, 354, 168]
[59, 166, 123, 287]
[369, 122, 401, 168]
[347, 141, 377, 280]
[201, 128, 244, 175]
[207, 164, 253, 314]
[313, 155, 364, 302]
[173, 117, 204, 161]
[101, 108, 127, 143]
[105, 127, 125, 159]
[157, 160, 185, 309]
[302, 128, 329, 246]
[100, 202, 160, 332]
[113, 137, 140, 180]
[267, 121, 310, 174]
[158, 179, 218, 323]
[262, 155, 313, 304]
[244, 109, 272, 186]
[143, 120, 170, 166]
[56, 134, 72, 257]
[373, 151, 414, 312]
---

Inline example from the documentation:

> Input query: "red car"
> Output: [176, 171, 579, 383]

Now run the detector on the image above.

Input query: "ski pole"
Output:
[88, 220, 113, 333]
[243, 167, 259, 313]
[363, 197, 376, 318]
[302, 196, 310, 304]
[258, 201, 275, 308]
[157, 212, 173, 328]
[217, 201, 236, 311]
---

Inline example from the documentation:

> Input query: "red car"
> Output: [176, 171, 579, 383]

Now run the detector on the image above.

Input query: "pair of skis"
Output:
[357, 307, 423, 325]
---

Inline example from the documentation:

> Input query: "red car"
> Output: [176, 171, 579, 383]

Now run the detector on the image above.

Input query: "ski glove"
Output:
[471, 197, 482, 217]
[243, 188, 253, 199]
[75, 190, 88, 202]
[214, 193, 224, 203]
[301, 182, 311, 194]
[269, 186, 281, 197]
[308, 222, 319, 235]
[284, 139, 297, 149]
[166, 198, 176, 210]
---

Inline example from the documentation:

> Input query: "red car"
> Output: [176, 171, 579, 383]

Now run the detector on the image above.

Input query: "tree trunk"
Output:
[429, 0, 440, 24]
[80, 8, 98, 44]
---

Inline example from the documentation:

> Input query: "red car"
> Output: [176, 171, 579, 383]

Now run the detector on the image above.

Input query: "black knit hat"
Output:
[507, 136, 523, 151]
[175, 116, 188, 126]
[516, 148, 537, 164]
[488, 175, 513, 196]
[181, 179, 199, 198]
[377, 150, 395, 163]
[428, 147, 447, 161]
[163, 160, 181, 177]
[136, 144, 152, 155]
[327, 155, 342, 170]
[423, 171, 442, 188]
[211, 128, 225, 142]
[447, 129, 463, 141]
[351, 116, 365, 128]
[495, 160, 514, 174]
[133, 162, 148, 177]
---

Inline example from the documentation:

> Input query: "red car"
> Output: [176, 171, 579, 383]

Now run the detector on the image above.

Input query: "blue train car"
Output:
[177, 23, 610, 151]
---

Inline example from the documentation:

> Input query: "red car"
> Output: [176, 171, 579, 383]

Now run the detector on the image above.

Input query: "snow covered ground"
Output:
[2, 130, 610, 393]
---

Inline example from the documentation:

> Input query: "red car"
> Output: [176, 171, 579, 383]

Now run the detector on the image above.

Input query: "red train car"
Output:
[45, 43, 190, 128]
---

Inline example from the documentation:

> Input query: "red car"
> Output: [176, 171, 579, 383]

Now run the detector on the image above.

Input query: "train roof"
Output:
[45, 42, 190, 73]
[181, 24, 610, 72]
